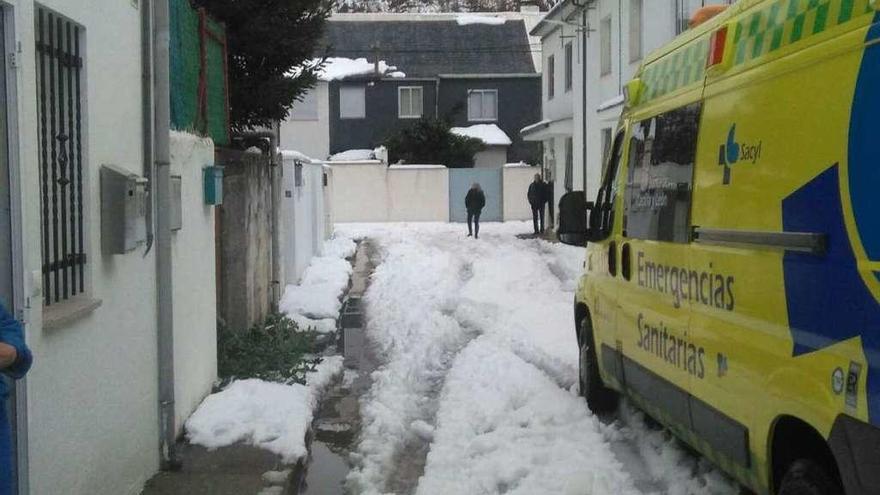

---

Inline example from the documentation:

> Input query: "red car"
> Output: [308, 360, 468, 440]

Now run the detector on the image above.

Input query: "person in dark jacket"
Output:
[0, 302, 31, 495]
[527, 174, 547, 235]
[465, 182, 486, 239]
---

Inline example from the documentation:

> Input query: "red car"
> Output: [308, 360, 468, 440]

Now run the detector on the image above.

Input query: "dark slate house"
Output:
[321, 14, 542, 166]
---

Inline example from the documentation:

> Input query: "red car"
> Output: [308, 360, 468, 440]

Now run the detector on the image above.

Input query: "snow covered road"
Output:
[338, 222, 738, 495]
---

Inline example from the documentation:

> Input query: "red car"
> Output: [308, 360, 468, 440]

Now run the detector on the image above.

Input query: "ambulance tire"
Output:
[578, 316, 618, 414]
[777, 459, 842, 495]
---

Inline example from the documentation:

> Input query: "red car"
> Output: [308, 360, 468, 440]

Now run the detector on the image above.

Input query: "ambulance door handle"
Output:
[621, 242, 632, 281]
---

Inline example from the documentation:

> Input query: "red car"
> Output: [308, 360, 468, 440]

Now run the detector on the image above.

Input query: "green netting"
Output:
[169, 0, 229, 145]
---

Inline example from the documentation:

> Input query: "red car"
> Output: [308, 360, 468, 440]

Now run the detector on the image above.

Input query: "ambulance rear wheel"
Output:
[777, 459, 842, 495]
[578, 317, 618, 414]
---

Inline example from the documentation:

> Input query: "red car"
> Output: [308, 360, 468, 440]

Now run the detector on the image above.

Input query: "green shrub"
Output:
[384, 117, 485, 168]
[218, 313, 321, 384]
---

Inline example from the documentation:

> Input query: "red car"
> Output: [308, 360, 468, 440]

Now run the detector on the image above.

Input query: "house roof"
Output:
[320, 15, 538, 78]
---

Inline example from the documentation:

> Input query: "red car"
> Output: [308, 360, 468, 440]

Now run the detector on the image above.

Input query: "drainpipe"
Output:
[142, 0, 154, 254]
[152, 0, 178, 470]
[582, 6, 588, 193]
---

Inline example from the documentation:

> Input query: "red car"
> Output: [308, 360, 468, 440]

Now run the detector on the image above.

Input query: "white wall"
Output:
[280, 155, 333, 285]
[473, 147, 508, 169]
[11, 1, 161, 494]
[280, 83, 330, 161]
[169, 132, 217, 436]
[387, 166, 449, 221]
[502, 166, 535, 221]
[330, 162, 450, 223]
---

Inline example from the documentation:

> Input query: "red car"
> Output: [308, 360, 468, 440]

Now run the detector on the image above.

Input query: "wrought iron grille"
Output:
[35, 8, 85, 306]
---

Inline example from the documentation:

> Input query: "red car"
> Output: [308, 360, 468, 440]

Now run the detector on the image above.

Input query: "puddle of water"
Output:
[300, 442, 349, 494]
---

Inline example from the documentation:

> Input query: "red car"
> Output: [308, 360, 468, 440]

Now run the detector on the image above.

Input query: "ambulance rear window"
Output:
[623, 102, 701, 243]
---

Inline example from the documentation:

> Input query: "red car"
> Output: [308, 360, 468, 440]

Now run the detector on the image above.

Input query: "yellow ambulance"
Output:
[558, 1, 880, 494]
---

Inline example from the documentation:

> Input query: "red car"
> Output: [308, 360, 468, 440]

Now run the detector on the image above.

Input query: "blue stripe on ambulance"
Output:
[781, 15, 880, 424]
[782, 166, 880, 424]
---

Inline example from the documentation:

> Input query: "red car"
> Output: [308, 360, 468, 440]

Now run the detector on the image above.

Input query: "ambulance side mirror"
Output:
[558, 191, 592, 247]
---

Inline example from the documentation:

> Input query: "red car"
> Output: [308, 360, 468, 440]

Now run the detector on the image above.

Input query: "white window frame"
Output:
[629, 0, 643, 63]
[398, 86, 423, 119]
[600, 16, 612, 77]
[467, 89, 498, 122]
[339, 85, 365, 120]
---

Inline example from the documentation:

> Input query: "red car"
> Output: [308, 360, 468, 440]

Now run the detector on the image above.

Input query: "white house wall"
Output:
[169, 132, 218, 436]
[473, 147, 508, 169]
[280, 83, 330, 161]
[576, 0, 733, 203]
[10, 1, 160, 494]
[281, 157, 333, 285]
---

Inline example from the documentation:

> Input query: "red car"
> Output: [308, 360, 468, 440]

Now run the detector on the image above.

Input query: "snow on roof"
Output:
[451, 124, 512, 146]
[328, 149, 377, 161]
[456, 14, 507, 26]
[503, 161, 533, 168]
[281, 150, 317, 163]
[319, 57, 403, 81]
[289, 57, 405, 81]
[519, 119, 552, 135]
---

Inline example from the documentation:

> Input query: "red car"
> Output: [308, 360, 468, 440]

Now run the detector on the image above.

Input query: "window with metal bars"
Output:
[35, 8, 86, 306]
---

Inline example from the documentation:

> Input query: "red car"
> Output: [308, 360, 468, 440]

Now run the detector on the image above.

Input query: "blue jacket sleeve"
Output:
[0, 304, 32, 380]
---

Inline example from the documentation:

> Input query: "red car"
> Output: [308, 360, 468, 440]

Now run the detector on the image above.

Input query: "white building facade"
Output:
[526, 0, 735, 216]
[1, 1, 218, 494]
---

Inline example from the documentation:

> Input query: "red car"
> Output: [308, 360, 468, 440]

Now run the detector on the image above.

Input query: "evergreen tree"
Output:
[192, 0, 332, 131]
[385, 118, 485, 168]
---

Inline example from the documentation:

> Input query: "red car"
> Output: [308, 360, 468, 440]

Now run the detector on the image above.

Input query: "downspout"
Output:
[152, 0, 179, 469]
[142, 0, 154, 253]
[573, 1, 593, 193]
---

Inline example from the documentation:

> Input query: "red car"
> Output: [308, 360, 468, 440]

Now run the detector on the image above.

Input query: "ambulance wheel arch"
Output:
[770, 415, 842, 495]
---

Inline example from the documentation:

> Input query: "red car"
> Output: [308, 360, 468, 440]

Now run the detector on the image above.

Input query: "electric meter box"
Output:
[101, 165, 148, 254]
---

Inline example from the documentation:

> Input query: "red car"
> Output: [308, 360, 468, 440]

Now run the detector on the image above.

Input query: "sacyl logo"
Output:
[718, 124, 762, 185]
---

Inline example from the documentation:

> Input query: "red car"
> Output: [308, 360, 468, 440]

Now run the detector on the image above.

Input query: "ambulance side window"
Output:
[623, 102, 701, 243]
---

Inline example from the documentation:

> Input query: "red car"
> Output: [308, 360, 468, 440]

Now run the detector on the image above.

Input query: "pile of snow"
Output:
[279, 233, 357, 331]
[328, 149, 377, 162]
[335, 222, 737, 495]
[186, 356, 344, 463]
[417, 338, 639, 494]
[456, 14, 506, 26]
[451, 124, 512, 146]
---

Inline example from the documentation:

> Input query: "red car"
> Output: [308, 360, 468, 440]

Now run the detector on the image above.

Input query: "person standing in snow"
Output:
[0, 302, 31, 495]
[528, 173, 547, 235]
[465, 183, 486, 239]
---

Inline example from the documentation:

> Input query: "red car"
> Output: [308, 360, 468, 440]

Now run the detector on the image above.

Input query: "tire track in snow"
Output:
[341, 224, 738, 495]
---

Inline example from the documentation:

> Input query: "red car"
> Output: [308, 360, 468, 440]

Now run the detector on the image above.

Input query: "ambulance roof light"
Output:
[689, 5, 728, 29]
[707, 25, 728, 68]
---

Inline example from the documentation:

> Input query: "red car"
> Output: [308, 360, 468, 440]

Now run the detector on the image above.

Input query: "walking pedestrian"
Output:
[0, 302, 31, 495]
[527, 173, 547, 235]
[465, 182, 486, 239]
